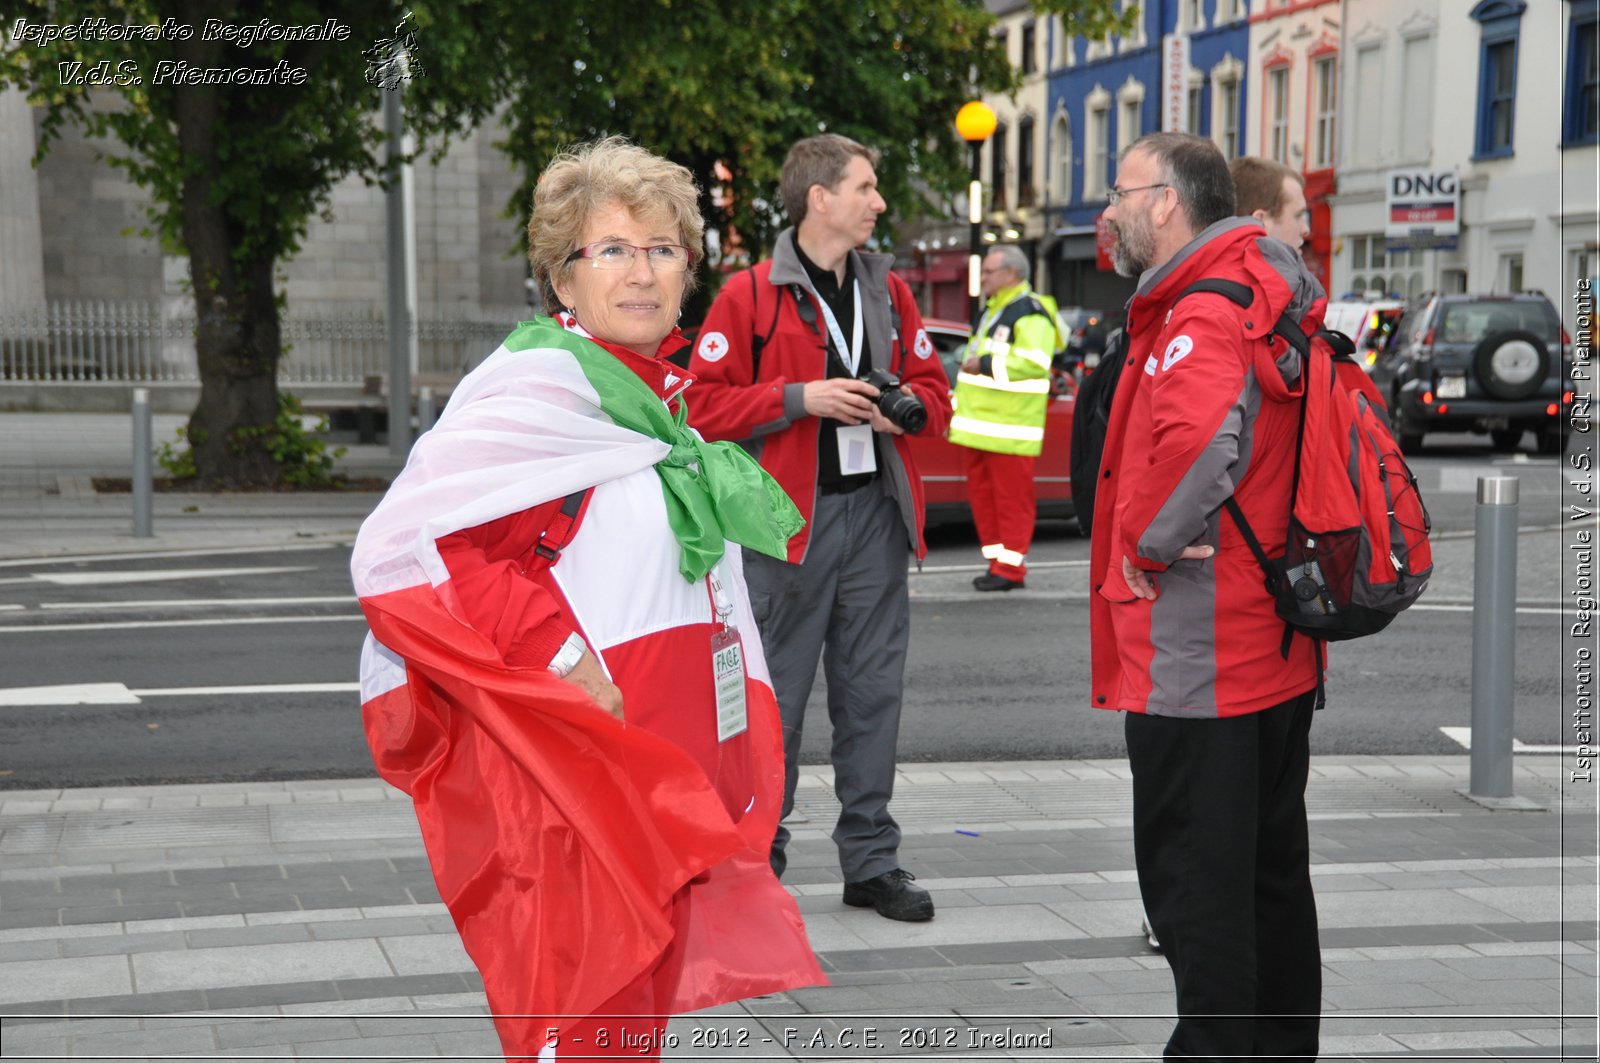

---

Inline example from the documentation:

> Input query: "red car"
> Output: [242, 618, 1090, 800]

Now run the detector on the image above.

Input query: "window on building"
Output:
[1119, 87, 1144, 155]
[1353, 46, 1382, 166]
[991, 122, 1008, 210]
[1482, 40, 1517, 153]
[1313, 55, 1338, 168]
[996, 29, 1009, 68]
[1350, 235, 1388, 280]
[1566, 5, 1599, 146]
[1268, 66, 1290, 162]
[1187, 76, 1205, 135]
[1018, 115, 1037, 206]
[1472, 1, 1526, 158]
[1181, 0, 1206, 32]
[1021, 22, 1037, 75]
[1213, 65, 1242, 157]
[1401, 34, 1435, 159]
[1060, 16, 1076, 66]
[1051, 112, 1073, 202]
[1087, 98, 1110, 198]
[1502, 253, 1525, 292]
[1118, 0, 1147, 52]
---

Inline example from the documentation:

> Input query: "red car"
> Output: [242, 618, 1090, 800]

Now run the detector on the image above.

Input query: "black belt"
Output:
[819, 473, 878, 496]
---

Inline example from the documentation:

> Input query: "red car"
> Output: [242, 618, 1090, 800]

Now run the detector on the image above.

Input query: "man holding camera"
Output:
[688, 133, 950, 922]
[950, 244, 1058, 592]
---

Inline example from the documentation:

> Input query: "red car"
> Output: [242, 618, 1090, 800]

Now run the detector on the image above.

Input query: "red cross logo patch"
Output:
[697, 330, 730, 363]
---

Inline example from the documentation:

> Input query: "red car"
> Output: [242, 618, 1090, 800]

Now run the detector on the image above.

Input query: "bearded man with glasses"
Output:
[1090, 131, 1328, 1062]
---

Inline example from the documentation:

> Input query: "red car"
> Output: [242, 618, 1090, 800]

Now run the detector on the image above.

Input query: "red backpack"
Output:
[1181, 280, 1433, 653]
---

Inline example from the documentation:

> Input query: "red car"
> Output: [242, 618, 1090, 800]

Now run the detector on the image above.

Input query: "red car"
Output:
[905, 318, 1077, 527]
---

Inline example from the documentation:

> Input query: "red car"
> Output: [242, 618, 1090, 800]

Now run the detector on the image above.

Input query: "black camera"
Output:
[860, 368, 927, 434]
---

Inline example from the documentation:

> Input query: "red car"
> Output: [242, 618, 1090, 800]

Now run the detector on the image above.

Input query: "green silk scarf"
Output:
[504, 318, 802, 583]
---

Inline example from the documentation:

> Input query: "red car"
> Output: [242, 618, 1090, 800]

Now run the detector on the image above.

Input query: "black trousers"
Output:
[1125, 691, 1322, 1062]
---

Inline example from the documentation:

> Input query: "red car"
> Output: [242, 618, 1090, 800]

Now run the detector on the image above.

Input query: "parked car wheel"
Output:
[1473, 330, 1549, 401]
[1392, 391, 1423, 453]
[1538, 424, 1568, 456]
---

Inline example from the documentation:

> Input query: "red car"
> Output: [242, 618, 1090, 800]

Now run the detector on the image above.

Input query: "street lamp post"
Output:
[956, 101, 997, 331]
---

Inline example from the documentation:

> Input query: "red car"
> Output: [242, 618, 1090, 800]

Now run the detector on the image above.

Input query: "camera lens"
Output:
[879, 390, 927, 434]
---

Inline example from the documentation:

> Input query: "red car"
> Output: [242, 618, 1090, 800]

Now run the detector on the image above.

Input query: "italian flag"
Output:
[352, 323, 824, 1056]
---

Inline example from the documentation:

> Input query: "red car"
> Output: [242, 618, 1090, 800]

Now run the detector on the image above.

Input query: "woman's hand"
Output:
[562, 650, 625, 720]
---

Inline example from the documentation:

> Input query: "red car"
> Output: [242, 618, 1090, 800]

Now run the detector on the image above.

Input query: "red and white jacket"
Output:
[686, 230, 952, 562]
[1090, 219, 1325, 718]
[351, 321, 823, 1056]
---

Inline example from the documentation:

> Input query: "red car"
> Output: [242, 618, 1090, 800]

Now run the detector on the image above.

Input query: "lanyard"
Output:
[706, 563, 735, 630]
[813, 280, 864, 376]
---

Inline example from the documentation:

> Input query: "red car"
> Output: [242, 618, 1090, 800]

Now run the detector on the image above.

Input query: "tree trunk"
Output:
[171, 14, 282, 489]
[185, 250, 283, 488]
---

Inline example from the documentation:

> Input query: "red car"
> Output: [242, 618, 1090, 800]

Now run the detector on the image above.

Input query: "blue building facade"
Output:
[1042, 1, 1251, 312]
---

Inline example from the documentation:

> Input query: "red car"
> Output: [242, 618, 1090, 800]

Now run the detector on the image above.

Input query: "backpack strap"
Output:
[1176, 278, 1312, 358]
[1180, 277, 1316, 663]
[530, 489, 590, 569]
[748, 266, 786, 382]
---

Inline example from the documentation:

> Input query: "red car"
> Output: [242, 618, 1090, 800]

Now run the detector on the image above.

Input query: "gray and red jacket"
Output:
[685, 229, 951, 563]
[1090, 219, 1326, 718]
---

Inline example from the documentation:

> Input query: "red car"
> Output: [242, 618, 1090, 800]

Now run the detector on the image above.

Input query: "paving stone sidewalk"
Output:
[0, 757, 1596, 1061]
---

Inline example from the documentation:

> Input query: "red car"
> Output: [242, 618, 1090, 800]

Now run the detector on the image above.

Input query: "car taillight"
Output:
[1422, 328, 1434, 346]
[1548, 403, 1560, 416]
[1423, 390, 1435, 404]
[1563, 327, 1572, 344]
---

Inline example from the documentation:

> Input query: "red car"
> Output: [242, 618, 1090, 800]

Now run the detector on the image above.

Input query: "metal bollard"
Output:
[1469, 475, 1518, 798]
[132, 388, 153, 539]
[417, 386, 435, 434]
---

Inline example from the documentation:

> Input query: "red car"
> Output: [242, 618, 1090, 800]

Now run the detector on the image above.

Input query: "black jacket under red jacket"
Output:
[685, 229, 952, 563]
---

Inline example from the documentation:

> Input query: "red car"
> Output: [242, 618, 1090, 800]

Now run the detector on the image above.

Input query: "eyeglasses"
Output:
[1105, 182, 1169, 206]
[565, 240, 697, 272]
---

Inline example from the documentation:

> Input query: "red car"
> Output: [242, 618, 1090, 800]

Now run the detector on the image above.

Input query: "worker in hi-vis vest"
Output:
[949, 244, 1058, 591]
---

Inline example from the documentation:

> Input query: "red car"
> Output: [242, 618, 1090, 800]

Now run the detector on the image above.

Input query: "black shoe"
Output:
[973, 573, 1024, 592]
[843, 868, 935, 921]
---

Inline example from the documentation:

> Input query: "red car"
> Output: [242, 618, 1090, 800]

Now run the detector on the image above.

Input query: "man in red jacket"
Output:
[687, 134, 951, 922]
[1093, 132, 1324, 1060]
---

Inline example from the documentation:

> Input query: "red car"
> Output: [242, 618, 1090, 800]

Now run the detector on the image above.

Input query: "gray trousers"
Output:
[744, 485, 911, 882]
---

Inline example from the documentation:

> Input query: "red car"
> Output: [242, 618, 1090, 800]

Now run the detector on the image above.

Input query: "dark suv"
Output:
[1371, 292, 1575, 454]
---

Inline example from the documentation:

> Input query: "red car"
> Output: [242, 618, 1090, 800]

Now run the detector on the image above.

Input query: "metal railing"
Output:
[0, 301, 523, 385]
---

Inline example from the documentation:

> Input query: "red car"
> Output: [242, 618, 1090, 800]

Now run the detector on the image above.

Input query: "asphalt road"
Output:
[0, 442, 1581, 789]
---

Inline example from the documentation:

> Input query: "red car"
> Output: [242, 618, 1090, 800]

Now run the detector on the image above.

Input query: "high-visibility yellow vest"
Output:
[948, 283, 1055, 457]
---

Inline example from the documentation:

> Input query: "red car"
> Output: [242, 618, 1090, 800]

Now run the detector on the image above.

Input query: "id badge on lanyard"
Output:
[707, 565, 747, 742]
[815, 281, 877, 477]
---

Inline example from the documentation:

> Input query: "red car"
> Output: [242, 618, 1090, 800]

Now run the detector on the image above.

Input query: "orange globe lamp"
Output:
[955, 102, 998, 326]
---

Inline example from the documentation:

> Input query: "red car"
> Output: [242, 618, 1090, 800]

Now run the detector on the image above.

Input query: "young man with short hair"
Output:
[688, 134, 951, 922]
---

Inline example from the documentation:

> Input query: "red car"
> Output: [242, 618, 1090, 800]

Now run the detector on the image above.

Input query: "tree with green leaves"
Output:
[492, 0, 1133, 311]
[1, 0, 1128, 486]
[1, 1, 504, 486]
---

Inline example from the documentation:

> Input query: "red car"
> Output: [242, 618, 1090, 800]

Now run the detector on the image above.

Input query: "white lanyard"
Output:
[813, 279, 864, 376]
[706, 563, 735, 630]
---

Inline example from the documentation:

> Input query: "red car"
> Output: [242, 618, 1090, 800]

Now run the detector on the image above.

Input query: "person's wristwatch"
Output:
[546, 633, 587, 678]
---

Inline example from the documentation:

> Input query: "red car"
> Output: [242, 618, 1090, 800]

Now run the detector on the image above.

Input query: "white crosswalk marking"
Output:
[0, 681, 361, 706]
